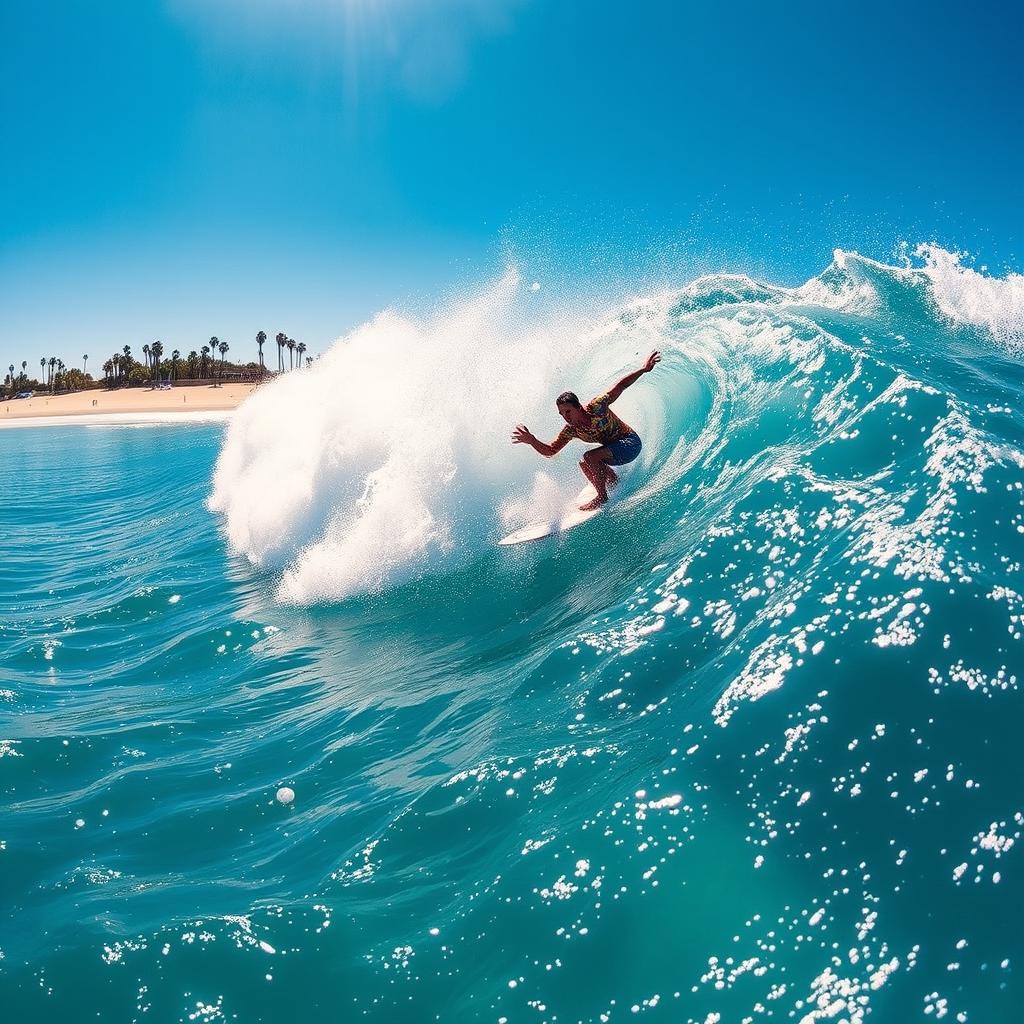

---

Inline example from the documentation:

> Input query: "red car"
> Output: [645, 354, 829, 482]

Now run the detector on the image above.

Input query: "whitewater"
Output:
[2, 245, 1023, 1023]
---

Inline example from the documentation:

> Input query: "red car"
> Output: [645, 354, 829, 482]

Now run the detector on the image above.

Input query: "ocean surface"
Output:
[3, 246, 1023, 1023]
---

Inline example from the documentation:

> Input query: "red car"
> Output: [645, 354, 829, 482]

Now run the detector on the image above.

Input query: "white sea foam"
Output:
[917, 243, 1024, 351]
[209, 269, 658, 603]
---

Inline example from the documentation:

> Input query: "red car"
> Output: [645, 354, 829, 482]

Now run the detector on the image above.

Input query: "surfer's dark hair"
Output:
[556, 391, 581, 407]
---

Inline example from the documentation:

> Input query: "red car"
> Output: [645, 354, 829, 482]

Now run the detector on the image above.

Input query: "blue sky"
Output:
[2, 0, 1021, 374]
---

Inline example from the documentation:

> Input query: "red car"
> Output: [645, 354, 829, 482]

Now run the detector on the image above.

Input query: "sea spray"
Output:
[914, 243, 1024, 351]
[209, 268, 665, 602]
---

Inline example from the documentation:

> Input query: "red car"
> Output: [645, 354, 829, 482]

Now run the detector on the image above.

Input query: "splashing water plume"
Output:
[915, 243, 1024, 350]
[210, 268, 668, 602]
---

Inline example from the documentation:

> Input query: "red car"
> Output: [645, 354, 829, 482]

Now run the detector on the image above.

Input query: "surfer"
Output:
[512, 351, 661, 510]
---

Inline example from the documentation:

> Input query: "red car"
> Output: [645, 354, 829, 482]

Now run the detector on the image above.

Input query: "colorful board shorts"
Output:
[604, 431, 642, 466]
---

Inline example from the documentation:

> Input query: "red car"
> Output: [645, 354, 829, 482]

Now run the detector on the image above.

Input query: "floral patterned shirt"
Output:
[551, 393, 635, 450]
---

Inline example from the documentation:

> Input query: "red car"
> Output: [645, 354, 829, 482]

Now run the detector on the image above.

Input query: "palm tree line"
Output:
[274, 332, 307, 372]
[5, 331, 315, 397]
[3, 356, 88, 396]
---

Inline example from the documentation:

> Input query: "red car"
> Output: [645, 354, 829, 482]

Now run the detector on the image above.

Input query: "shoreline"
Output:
[0, 410, 236, 430]
[0, 383, 259, 428]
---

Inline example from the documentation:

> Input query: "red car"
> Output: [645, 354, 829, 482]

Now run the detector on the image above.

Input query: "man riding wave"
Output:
[512, 351, 661, 510]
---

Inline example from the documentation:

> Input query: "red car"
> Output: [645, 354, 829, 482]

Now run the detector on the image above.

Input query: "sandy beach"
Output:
[0, 383, 260, 426]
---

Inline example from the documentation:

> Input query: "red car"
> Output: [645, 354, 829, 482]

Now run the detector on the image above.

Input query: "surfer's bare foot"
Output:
[579, 494, 608, 511]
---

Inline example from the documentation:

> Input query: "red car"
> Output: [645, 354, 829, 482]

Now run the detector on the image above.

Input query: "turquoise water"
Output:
[3, 249, 1023, 1022]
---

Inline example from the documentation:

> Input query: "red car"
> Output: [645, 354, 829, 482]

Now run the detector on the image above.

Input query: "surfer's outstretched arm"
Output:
[512, 425, 570, 458]
[603, 350, 661, 403]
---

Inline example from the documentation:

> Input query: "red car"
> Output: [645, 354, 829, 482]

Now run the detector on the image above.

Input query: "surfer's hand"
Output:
[643, 350, 661, 373]
[512, 424, 533, 445]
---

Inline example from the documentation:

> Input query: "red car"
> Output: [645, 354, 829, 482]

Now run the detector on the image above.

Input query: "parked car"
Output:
[15, 390, 34, 399]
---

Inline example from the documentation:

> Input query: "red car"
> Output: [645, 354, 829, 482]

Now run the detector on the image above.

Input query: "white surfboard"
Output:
[498, 484, 609, 546]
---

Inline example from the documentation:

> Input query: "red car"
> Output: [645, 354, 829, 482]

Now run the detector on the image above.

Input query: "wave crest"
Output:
[210, 245, 1023, 604]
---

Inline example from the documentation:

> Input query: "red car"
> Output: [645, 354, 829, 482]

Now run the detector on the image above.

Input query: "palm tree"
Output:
[171, 349, 180, 381]
[187, 350, 199, 378]
[48, 356, 56, 391]
[151, 340, 164, 381]
[7, 365, 13, 396]
[275, 332, 285, 372]
[21, 360, 27, 383]
[218, 340, 229, 384]
[296, 342, 307, 367]
[201, 344, 211, 379]
[82, 354, 88, 375]
[142, 344, 151, 382]
[256, 331, 266, 377]
[40, 357, 46, 384]
[287, 337, 296, 370]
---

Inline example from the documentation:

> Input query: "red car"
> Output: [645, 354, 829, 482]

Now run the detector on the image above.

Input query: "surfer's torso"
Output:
[555, 392, 635, 447]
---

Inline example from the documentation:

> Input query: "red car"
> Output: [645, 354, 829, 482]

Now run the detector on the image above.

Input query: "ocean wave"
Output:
[4, 243, 1024, 1022]
[210, 244, 1023, 606]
